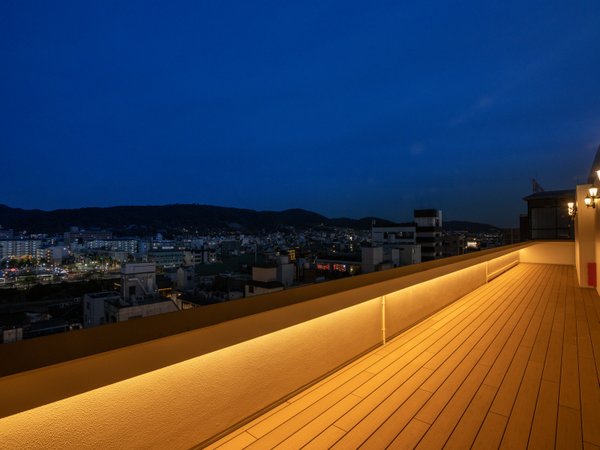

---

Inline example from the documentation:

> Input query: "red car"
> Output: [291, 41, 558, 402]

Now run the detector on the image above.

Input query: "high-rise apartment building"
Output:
[414, 209, 443, 261]
[0, 239, 42, 259]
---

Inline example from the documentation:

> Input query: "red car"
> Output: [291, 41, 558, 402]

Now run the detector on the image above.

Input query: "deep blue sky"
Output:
[2, 1, 600, 227]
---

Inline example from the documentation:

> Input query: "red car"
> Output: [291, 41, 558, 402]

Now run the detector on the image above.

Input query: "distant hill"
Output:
[0, 204, 501, 235]
[0, 204, 395, 234]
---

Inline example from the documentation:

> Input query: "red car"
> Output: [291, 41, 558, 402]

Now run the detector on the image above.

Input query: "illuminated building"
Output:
[414, 209, 444, 261]
[147, 249, 186, 268]
[64, 229, 112, 246]
[85, 239, 139, 254]
[315, 257, 361, 275]
[245, 261, 292, 297]
[83, 263, 178, 328]
[0, 239, 42, 259]
[370, 224, 421, 269]
[523, 189, 575, 239]
[83, 292, 121, 327]
[120, 262, 158, 302]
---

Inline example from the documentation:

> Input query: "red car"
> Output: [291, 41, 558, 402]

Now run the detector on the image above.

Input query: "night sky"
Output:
[2, 1, 600, 227]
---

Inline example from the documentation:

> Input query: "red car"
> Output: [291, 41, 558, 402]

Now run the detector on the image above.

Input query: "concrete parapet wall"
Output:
[519, 241, 575, 266]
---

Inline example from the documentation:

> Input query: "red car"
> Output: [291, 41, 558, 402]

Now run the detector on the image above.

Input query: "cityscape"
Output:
[1, 204, 515, 342]
[1, 0, 600, 449]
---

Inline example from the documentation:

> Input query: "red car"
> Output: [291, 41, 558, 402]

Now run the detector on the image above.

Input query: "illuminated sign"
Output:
[333, 264, 347, 272]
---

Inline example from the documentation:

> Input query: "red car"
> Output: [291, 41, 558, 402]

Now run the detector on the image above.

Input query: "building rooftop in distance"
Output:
[85, 291, 120, 300]
[247, 280, 284, 289]
[522, 189, 576, 201]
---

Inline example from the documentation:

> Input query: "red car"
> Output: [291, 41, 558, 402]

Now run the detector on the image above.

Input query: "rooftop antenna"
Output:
[531, 178, 545, 194]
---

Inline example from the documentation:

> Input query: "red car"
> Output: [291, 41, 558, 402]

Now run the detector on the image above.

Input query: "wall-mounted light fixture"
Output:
[568, 201, 577, 217]
[585, 186, 598, 208]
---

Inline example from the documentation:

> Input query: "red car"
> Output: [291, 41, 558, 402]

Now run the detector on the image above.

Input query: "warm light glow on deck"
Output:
[0, 242, 579, 448]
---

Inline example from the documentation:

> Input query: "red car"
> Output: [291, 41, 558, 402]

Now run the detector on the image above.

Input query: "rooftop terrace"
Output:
[2, 239, 597, 449]
[206, 263, 599, 449]
[3, 149, 600, 449]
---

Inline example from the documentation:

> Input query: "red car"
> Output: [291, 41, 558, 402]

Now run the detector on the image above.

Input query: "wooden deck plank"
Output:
[528, 266, 568, 449]
[331, 370, 433, 448]
[337, 268, 536, 447]
[419, 266, 536, 385]
[206, 401, 291, 449]
[578, 355, 600, 447]
[354, 352, 432, 400]
[302, 426, 345, 450]
[512, 266, 556, 349]
[422, 275, 526, 375]
[387, 418, 430, 449]
[559, 342, 580, 410]
[582, 289, 600, 383]
[501, 268, 561, 448]
[335, 363, 433, 433]
[421, 272, 532, 386]
[575, 285, 600, 447]
[273, 394, 362, 449]
[245, 371, 374, 446]
[488, 345, 534, 417]
[528, 380, 559, 449]
[417, 349, 484, 424]
[542, 267, 566, 384]
[392, 266, 541, 447]
[202, 264, 598, 450]
[481, 265, 554, 382]
[358, 346, 434, 394]
[359, 389, 432, 449]
[556, 405, 583, 450]
[411, 268, 546, 446]
[500, 360, 543, 449]
[472, 411, 508, 450]
[559, 286, 581, 414]
[472, 265, 544, 357]
[528, 266, 560, 365]
[287, 350, 384, 405]
[316, 265, 540, 448]
[482, 267, 556, 429]
[416, 363, 489, 448]
[444, 384, 497, 450]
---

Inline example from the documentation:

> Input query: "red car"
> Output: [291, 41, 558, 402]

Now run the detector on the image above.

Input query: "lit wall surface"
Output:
[0, 300, 381, 449]
[0, 242, 574, 448]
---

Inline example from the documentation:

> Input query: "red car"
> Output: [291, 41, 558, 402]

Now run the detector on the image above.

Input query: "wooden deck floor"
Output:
[205, 263, 600, 449]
